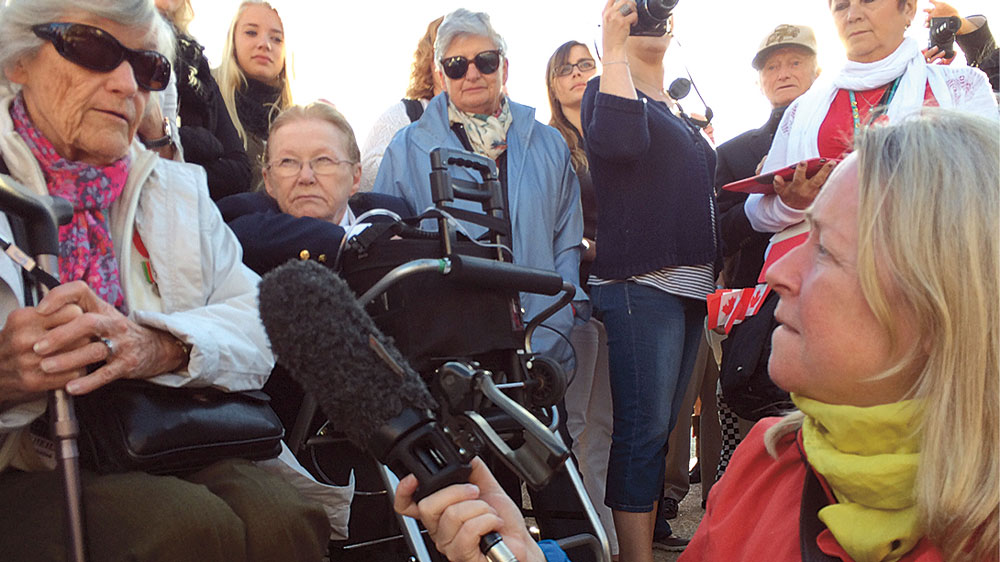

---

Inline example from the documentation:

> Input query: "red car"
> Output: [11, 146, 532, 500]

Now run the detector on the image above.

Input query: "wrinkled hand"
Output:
[772, 159, 837, 210]
[0, 302, 86, 404]
[602, 0, 637, 55]
[20, 281, 184, 396]
[394, 457, 546, 562]
[138, 95, 165, 141]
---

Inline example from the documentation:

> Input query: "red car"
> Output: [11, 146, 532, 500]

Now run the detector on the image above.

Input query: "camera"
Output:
[630, 0, 679, 37]
[929, 16, 962, 59]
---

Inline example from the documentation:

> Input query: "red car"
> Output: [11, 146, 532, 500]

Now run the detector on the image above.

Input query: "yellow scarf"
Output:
[793, 394, 925, 562]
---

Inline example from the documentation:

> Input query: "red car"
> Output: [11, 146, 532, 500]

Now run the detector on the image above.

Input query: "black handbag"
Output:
[76, 379, 284, 475]
[718, 291, 794, 420]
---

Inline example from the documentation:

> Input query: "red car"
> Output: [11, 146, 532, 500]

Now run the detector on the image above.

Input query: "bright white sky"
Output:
[189, 0, 998, 145]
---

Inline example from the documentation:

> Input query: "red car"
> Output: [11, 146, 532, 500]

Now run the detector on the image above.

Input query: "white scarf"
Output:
[746, 37, 996, 234]
[762, 38, 941, 173]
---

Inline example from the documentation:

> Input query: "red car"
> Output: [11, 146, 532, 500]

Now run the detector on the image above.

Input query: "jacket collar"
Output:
[408, 92, 540, 225]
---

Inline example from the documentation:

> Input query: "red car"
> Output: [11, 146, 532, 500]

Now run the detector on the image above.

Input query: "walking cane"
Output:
[0, 174, 85, 562]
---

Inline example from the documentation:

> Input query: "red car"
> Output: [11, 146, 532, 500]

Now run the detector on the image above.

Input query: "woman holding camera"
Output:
[580, 1, 718, 560]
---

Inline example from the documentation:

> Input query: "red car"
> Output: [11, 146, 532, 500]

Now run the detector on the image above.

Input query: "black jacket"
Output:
[956, 16, 999, 92]
[217, 191, 414, 276]
[714, 107, 786, 288]
[174, 33, 253, 201]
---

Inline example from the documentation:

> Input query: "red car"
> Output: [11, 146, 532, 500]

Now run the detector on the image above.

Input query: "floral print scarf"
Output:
[447, 96, 512, 161]
[10, 94, 130, 313]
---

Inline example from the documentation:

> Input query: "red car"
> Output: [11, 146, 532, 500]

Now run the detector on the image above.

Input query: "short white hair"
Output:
[0, 0, 175, 91]
[433, 8, 506, 63]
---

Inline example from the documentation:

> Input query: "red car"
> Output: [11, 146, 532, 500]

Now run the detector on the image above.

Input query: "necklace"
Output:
[632, 77, 672, 104]
[848, 77, 901, 133]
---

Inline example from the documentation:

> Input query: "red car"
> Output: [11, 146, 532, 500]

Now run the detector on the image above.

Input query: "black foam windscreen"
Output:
[258, 260, 437, 447]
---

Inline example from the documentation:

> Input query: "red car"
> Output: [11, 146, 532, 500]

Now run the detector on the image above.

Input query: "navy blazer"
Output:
[218, 191, 414, 275]
[715, 108, 786, 288]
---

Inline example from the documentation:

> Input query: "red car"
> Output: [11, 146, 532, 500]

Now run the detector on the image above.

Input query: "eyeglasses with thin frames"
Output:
[553, 59, 596, 77]
[268, 156, 356, 178]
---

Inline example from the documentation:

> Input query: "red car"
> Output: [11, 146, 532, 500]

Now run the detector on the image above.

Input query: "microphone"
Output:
[259, 260, 518, 562]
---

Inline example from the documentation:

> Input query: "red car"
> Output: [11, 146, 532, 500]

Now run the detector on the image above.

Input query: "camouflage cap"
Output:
[752, 24, 818, 70]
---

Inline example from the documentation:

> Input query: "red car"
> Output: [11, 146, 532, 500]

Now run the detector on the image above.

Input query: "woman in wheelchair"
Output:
[217, 101, 413, 277]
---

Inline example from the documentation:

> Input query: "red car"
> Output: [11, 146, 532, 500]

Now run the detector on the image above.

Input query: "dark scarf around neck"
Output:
[235, 77, 281, 137]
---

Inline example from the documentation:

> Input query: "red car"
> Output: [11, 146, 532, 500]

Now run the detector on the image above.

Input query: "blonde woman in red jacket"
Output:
[680, 110, 998, 562]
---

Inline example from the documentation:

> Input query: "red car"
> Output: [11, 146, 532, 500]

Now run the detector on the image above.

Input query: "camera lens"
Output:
[645, 0, 679, 19]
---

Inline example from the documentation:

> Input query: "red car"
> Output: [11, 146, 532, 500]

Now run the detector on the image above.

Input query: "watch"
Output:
[141, 117, 174, 149]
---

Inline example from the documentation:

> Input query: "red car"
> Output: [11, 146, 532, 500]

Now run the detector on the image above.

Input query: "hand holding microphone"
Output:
[259, 260, 535, 562]
[395, 457, 548, 562]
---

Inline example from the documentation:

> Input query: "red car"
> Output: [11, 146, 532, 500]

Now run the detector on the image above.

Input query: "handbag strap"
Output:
[401, 98, 425, 123]
[797, 433, 841, 562]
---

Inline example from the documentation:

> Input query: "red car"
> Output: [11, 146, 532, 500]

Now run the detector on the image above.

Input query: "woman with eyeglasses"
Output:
[155, 0, 252, 201]
[545, 38, 622, 558]
[0, 1, 329, 560]
[215, 0, 293, 189]
[580, 1, 719, 560]
[217, 101, 411, 443]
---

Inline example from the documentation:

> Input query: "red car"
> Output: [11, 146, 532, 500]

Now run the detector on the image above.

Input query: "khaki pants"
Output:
[0, 459, 330, 562]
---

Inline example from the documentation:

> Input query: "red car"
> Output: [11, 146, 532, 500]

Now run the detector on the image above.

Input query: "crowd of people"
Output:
[0, 0, 996, 561]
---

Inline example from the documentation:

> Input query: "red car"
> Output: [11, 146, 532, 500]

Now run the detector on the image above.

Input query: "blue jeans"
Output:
[590, 282, 706, 512]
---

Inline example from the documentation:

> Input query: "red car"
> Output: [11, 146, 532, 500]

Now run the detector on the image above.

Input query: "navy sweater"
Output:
[581, 80, 718, 280]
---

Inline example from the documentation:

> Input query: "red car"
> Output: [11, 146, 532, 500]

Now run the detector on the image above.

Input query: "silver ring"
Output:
[100, 337, 115, 360]
[619, 4, 633, 16]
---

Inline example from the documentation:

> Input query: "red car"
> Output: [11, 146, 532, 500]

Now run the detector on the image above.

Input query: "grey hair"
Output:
[0, 0, 175, 90]
[433, 8, 507, 63]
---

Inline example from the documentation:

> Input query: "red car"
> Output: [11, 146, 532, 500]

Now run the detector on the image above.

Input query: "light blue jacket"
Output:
[372, 93, 585, 367]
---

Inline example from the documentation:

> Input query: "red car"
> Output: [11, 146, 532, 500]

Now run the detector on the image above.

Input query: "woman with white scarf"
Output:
[745, 0, 996, 239]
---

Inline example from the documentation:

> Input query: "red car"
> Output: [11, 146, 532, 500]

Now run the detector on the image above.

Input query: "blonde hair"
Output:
[545, 40, 590, 173]
[264, 102, 360, 164]
[766, 109, 999, 561]
[404, 16, 443, 101]
[216, 0, 293, 148]
[159, 0, 194, 35]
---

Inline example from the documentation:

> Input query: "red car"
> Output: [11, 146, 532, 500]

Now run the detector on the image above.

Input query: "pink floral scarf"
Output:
[10, 94, 130, 313]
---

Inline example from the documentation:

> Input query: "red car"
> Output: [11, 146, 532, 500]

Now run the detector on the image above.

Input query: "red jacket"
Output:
[679, 418, 944, 562]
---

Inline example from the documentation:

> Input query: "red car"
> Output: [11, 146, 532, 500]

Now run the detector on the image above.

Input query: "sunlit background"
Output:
[189, 0, 998, 145]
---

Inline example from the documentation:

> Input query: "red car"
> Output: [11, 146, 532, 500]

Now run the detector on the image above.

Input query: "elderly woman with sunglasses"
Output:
[372, 8, 586, 374]
[0, 1, 330, 560]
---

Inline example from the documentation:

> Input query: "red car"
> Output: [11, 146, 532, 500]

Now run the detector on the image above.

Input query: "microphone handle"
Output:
[482, 531, 518, 562]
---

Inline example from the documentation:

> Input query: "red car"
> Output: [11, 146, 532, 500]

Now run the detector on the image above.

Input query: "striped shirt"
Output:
[590, 263, 716, 302]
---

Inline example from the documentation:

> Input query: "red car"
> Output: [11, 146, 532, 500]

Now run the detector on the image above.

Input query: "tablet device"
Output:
[722, 157, 837, 195]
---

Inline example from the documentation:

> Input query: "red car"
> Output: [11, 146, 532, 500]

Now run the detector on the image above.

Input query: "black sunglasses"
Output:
[440, 50, 502, 80]
[32, 22, 171, 92]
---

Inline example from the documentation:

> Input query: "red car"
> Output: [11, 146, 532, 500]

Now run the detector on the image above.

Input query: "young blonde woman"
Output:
[156, 0, 252, 200]
[215, 0, 293, 185]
